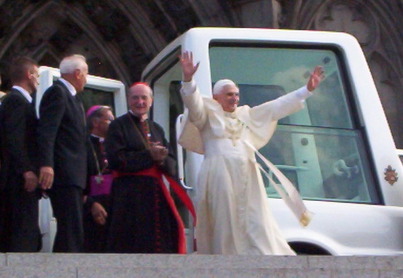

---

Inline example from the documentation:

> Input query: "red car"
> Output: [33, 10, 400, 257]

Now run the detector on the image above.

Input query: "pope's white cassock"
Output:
[179, 79, 312, 255]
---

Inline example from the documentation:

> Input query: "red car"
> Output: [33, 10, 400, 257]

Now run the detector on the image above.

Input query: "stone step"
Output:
[1, 254, 402, 278]
[2, 266, 403, 278]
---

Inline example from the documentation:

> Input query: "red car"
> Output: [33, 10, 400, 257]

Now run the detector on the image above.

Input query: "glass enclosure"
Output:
[78, 88, 115, 115]
[210, 44, 379, 204]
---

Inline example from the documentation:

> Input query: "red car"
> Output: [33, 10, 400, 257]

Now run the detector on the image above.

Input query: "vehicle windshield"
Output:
[209, 44, 379, 204]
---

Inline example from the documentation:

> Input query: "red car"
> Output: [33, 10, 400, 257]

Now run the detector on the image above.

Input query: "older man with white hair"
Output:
[37, 54, 89, 252]
[179, 51, 324, 255]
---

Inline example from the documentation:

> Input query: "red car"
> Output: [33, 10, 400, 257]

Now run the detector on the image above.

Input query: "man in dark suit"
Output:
[37, 54, 89, 252]
[0, 57, 41, 252]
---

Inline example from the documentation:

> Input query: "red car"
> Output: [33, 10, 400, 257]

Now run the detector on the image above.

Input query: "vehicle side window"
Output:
[78, 88, 115, 114]
[148, 54, 183, 159]
[147, 51, 191, 226]
[210, 45, 379, 204]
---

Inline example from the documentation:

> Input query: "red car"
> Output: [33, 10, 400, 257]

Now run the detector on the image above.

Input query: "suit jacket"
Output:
[0, 89, 38, 190]
[37, 80, 87, 189]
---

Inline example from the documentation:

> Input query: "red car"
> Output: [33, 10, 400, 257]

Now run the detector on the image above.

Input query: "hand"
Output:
[307, 66, 325, 92]
[149, 142, 168, 164]
[179, 51, 200, 82]
[23, 171, 38, 192]
[39, 166, 54, 190]
[91, 202, 108, 225]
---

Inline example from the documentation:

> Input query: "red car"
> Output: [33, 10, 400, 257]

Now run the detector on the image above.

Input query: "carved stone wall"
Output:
[0, 0, 208, 87]
[0, 0, 401, 146]
[278, 0, 403, 147]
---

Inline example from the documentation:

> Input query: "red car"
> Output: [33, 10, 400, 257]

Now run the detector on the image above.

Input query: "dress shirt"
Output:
[12, 86, 32, 103]
[58, 78, 77, 96]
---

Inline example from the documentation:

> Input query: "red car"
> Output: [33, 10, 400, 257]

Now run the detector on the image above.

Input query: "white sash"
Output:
[243, 140, 312, 227]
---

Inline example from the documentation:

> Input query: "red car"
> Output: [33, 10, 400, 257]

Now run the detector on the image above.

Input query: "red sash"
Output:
[113, 166, 196, 254]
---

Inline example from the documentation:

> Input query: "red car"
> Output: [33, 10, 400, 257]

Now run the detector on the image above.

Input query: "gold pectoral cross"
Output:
[95, 175, 104, 184]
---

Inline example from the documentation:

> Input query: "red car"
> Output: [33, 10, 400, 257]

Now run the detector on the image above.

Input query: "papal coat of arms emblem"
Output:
[384, 165, 398, 185]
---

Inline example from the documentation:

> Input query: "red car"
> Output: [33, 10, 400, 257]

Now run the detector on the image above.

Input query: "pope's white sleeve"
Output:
[180, 79, 197, 96]
[180, 79, 207, 128]
[250, 86, 311, 122]
[294, 85, 313, 101]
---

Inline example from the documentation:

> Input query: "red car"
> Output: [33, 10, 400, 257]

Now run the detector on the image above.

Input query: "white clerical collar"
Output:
[12, 85, 32, 103]
[59, 78, 77, 96]
[224, 110, 237, 119]
[91, 134, 105, 142]
[129, 110, 148, 121]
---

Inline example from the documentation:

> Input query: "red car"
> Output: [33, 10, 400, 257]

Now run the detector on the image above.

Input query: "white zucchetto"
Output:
[213, 79, 238, 95]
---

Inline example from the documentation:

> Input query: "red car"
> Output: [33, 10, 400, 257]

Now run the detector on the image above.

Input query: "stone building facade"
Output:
[0, 0, 402, 147]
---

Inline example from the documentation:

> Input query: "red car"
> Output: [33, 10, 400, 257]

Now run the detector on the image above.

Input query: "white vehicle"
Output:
[397, 149, 403, 164]
[141, 27, 403, 255]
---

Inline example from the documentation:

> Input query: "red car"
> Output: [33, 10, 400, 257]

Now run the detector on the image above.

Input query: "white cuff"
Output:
[295, 85, 313, 100]
[181, 79, 197, 96]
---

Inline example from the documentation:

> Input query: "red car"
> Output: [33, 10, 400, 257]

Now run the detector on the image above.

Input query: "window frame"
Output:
[208, 41, 383, 205]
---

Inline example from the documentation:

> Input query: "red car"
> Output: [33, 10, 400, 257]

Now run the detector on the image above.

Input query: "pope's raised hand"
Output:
[307, 66, 325, 92]
[179, 51, 199, 82]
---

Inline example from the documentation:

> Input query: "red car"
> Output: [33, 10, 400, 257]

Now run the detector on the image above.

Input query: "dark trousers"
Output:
[48, 186, 84, 253]
[0, 176, 41, 252]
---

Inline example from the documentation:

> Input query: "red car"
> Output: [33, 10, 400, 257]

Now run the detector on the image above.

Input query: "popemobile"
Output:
[36, 27, 403, 255]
